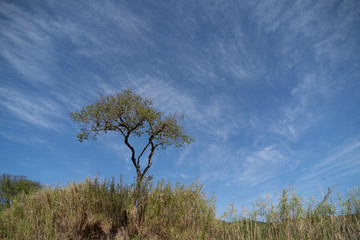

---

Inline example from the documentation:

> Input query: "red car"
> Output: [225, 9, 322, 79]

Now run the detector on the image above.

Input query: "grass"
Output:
[0, 177, 359, 239]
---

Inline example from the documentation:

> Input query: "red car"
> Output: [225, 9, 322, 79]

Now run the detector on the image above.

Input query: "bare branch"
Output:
[129, 120, 144, 132]
[117, 127, 126, 137]
[137, 123, 166, 166]
[123, 132, 138, 173]
[141, 142, 156, 178]
[118, 115, 129, 130]
[137, 140, 152, 166]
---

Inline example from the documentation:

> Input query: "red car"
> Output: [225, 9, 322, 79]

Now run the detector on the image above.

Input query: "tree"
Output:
[0, 173, 41, 209]
[70, 89, 194, 186]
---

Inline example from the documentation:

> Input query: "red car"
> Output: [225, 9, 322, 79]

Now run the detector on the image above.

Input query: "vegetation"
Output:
[70, 89, 194, 234]
[2, 91, 358, 239]
[0, 173, 41, 210]
[70, 89, 193, 187]
[0, 176, 359, 239]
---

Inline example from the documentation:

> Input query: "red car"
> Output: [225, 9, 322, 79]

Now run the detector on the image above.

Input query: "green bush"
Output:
[0, 173, 41, 209]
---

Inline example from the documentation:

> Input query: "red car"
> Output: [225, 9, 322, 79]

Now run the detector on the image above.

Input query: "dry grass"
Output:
[216, 186, 360, 239]
[0, 177, 359, 239]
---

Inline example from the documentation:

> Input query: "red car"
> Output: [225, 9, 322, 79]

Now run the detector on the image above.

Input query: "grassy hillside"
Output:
[0, 177, 359, 239]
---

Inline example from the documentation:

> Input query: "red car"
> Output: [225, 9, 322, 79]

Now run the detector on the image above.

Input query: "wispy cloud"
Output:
[47, 1, 152, 60]
[245, 0, 359, 141]
[0, 2, 55, 84]
[301, 139, 360, 182]
[0, 130, 54, 149]
[198, 141, 296, 187]
[170, 3, 270, 86]
[179, 172, 189, 180]
[0, 87, 65, 130]
[124, 75, 242, 140]
[269, 74, 325, 139]
[234, 144, 295, 186]
[176, 145, 193, 166]
[0, 0, 153, 95]
[313, 1, 360, 64]
[103, 141, 133, 172]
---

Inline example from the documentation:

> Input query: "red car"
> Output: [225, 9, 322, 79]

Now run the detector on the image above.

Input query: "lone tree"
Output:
[70, 89, 193, 186]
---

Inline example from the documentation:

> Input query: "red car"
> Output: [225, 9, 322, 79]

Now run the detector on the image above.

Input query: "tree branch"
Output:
[137, 140, 152, 166]
[137, 123, 166, 166]
[129, 120, 144, 132]
[123, 132, 139, 174]
[117, 127, 126, 137]
[118, 116, 129, 130]
[141, 142, 156, 179]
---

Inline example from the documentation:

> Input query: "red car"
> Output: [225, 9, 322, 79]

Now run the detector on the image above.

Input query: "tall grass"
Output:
[0, 177, 131, 239]
[0, 177, 359, 239]
[216, 186, 360, 239]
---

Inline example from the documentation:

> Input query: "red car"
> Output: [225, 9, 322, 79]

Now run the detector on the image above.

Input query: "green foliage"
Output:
[70, 89, 193, 147]
[70, 89, 194, 183]
[0, 174, 41, 209]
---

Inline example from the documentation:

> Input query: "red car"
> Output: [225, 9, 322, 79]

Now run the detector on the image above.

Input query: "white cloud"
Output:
[179, 172, 189, 179]
[0, 87, 65, 130]
[103, 138, 133, 171]
[0, 0, 154, 91]
[45, 1, 152, 62]
[301, 139, 360, 182]
[246, 0, 359, 74]
[125, 75, 241, 140]
[0, 3, 55, 84]
[0, 130, 54, 148]
[197, 141, 295, 187]
[234, 145, 294, 186]
[176, 145, 193, 166]
[269, 72, 334, 139]
[314, 1, 360, 63]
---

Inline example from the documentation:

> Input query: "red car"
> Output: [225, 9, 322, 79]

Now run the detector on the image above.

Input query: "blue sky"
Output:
[1, 0, 359, 214]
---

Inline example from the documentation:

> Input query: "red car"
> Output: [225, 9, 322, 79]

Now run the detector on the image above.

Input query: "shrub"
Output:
[0, 173, 41, 210]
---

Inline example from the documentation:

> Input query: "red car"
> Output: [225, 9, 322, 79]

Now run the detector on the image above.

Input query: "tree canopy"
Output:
[70, 89, 194, 183]
[0, 173, 41, 209]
